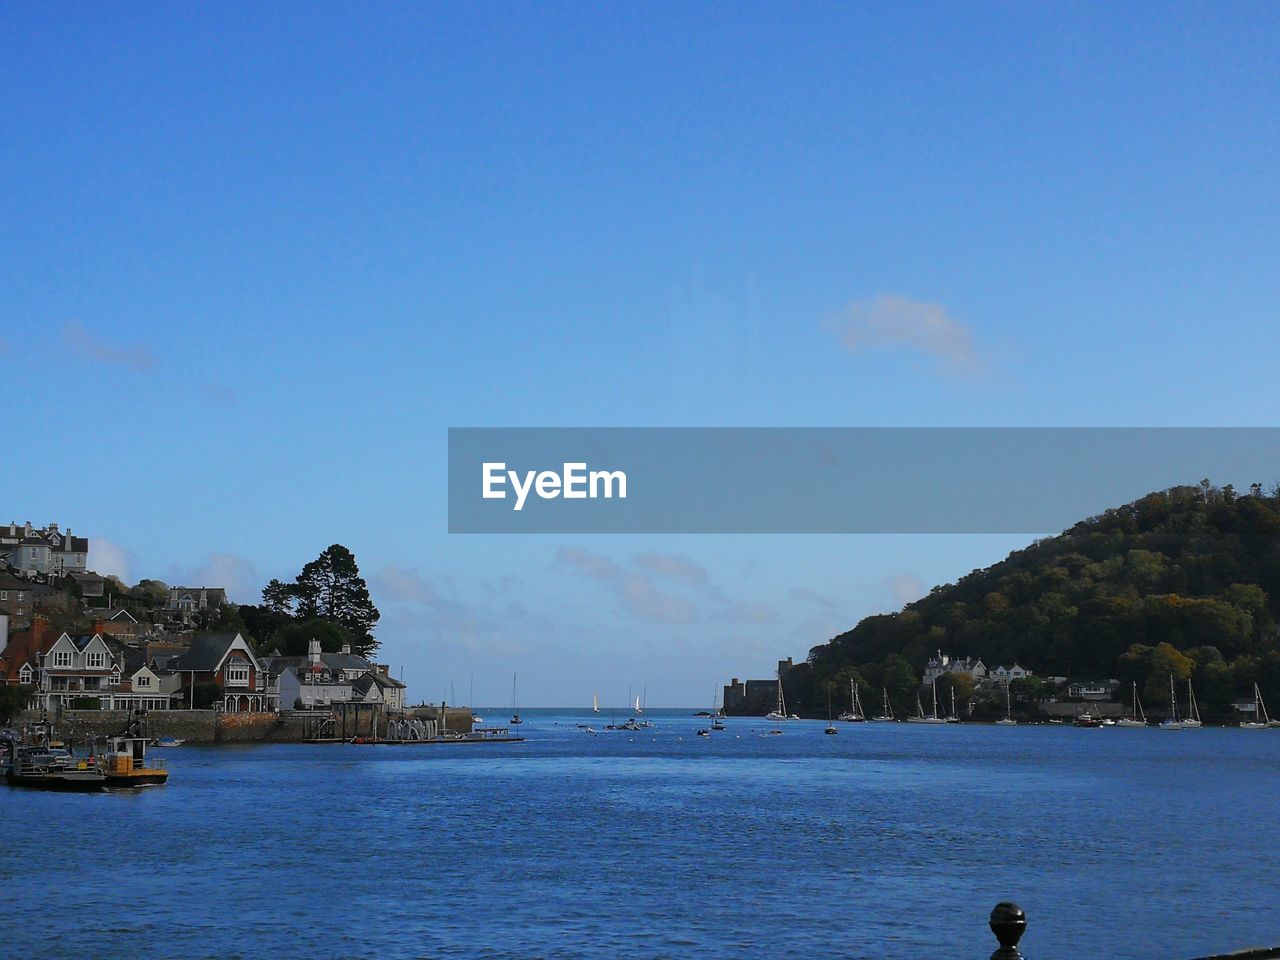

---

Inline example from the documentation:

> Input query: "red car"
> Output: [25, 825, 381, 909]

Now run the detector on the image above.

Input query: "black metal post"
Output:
[990, 902, 1027, 960]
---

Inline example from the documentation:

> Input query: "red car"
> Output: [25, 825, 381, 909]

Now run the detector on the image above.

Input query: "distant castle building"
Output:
[0, 521, 89, 576]
[723, 658, 793, 715]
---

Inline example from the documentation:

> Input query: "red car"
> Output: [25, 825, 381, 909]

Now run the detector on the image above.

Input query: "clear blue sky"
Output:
[4, 3, 1278, 705]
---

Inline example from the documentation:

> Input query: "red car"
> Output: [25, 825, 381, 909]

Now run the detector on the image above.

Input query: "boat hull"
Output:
[6, 770, 106, 792]
[103, 770, 169, 788]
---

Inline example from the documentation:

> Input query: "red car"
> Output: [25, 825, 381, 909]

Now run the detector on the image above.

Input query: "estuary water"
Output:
[4, 709, 1280, 960]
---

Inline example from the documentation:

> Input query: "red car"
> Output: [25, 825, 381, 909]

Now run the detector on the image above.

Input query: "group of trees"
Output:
[786, 483, 1280, 720]
[239, 544, 381, 657]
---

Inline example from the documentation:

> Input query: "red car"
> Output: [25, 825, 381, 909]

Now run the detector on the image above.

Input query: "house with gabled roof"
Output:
[39, 631, 120, 709]
[168, 632, 278, 713]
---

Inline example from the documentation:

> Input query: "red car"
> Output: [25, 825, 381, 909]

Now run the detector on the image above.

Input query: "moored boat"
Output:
[3, 736, 105, 792]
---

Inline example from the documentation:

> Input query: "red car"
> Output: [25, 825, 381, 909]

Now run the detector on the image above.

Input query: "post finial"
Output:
[989, 902, 1026, 960]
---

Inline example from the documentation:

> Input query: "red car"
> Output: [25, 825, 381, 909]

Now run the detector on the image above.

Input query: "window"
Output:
[87, 652, 105, 669]
[18, 666, 31, 682]
[225, 661, 250, 687]
[136, 675, 151, 688]
[53, 651, 71, 668]
[16, 592, 23, 602]
[0, 591, 6, 601]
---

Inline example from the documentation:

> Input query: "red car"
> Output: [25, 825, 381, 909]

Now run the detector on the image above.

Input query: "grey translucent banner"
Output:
[447, 428, 1280, 534]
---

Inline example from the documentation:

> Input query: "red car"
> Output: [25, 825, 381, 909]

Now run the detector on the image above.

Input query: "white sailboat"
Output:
[945, 686, 961, 723]
[839, 679, 866, 722]
[1241, 683, 1271, 730]
[825, 691, 838, 735]
[592, 692, 600, 714]
[870, 687, 895, 722]
[1116, 681, 1147, 727]
[765, 677, 791, 722]
[1183, 678, 1202, 728]
[1159, 674, 1183, 730]
[711, 687, 726, 731]
[907, 679, 948, 724]
[996, 683, 1017, 725]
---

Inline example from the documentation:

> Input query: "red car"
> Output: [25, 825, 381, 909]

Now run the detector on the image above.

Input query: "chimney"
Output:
[32, 614, 49, 647]
[92, 617, 105, 636]
[308, 639, 321, 664]
[340, 644, 351, 655]
[48, 522, 58, 534]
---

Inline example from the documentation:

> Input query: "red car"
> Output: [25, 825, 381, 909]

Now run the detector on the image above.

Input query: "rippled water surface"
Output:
[5, 709, 1280, 959]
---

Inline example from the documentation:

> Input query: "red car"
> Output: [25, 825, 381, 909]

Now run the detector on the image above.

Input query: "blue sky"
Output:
[3, 3, 1279, 705]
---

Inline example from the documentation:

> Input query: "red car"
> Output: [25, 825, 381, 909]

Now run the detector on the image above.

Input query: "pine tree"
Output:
[291, 544, 381, 656]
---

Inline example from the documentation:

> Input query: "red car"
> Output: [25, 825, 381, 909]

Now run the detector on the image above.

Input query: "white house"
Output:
[38, 632, 120, 710]
[923, 652, 987, 685]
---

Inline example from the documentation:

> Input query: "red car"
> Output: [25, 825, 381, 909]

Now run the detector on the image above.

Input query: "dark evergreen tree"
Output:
[291, 544, 380, 655]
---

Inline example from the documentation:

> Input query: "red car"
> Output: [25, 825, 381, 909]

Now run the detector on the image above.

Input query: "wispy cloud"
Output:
[555, 547, 622, 582]
[634, 551, 710, 587]
[90, 538, 133, 583]
[827, 293, 985, 377]
[167, 553, 261, 603]
[62, 321, 156, 371]
[789, 586, 839, 609]
[885, 571, 927, 607]
[617, 574, 698, 624]
[557, 547, 776, 626]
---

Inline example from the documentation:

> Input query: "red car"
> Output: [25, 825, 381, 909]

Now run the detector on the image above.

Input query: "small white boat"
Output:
[1241, 684, 1271, 729]
[1182, 678, 1203, 728]
[765, 677, 791, 722]
[592, 692, 599, 714]
[995, 683, 1017, 725]
[1116, 682, 1147, 727]
[906, 681, 948, 724]
[870, 687, 895, 722]
[838, 679, 866, 722]
[152, 737, 186, 747]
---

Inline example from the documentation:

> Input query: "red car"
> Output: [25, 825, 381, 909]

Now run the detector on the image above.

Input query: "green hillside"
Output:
[786, 482, 1280, 720]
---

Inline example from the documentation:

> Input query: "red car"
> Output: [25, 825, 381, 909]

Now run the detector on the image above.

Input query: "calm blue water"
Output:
[4, 709, 1280, 959]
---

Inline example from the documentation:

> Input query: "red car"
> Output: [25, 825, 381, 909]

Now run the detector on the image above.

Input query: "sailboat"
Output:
[592, 692, 600, 714]
[1159, 674, 1183, 730]
[838, 679, 866, 722]
[1116, 681, 1147, 727]
[711, 687, 726, 731]
[1241, 683, 1271, 729]
[510, 673, 523, 725]
[1183, 678, 1203, 728]
[825, 691, 838, 735]
[945, 686, 961, 723]
[765, 677, 792, 722]
[995, 683, 1017, 725]
[870, 687, 895, 722]
[907, 680, 948, 724]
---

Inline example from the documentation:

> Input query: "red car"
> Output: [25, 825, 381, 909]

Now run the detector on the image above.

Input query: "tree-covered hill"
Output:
[786, 482, 1280, 720]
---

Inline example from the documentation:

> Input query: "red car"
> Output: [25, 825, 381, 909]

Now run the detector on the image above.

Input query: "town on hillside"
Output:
[0, 520, 482, 744]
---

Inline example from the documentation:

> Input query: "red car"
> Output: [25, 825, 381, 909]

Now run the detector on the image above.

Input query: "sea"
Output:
[4, 708, 1280, 960]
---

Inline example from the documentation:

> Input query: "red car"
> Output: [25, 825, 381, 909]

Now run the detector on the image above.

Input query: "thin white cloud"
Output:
[886, 571, 927, 607]
[555, 547, 622, 582]
[617, 574, 698, 625]
[789, 586, 839, 609]
[90, 538, 132, 582]
[62, 321, 156, 371]
[634, 551, 710, 587]
[168, 553, 261, 603]
[828, 293, 985, 377]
